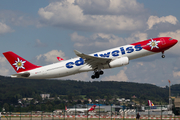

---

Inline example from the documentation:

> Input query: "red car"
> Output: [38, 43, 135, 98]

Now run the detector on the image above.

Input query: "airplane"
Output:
[3, 37, 178, 79]
[65, 105, 96, 113]
[147, 100, 168, 112]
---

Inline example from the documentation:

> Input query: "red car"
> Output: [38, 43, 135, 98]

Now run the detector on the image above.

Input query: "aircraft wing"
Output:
[74, 50, 112, 69]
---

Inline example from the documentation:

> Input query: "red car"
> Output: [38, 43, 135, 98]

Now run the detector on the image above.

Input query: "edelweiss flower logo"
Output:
[13, 58, 26, 71]
[147, 39, 160, 50]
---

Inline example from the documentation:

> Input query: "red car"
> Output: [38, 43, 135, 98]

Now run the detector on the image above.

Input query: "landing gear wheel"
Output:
[95, 74, 100, 78]
[95, 72, 99, 76]
[95, 72, 100, 78]
[161, 51, 165, 58]
[162, 55, 165, 58]
[91, 70, 104, 79]
[99, 71, 104, 75]
[91, 75, 95, 79]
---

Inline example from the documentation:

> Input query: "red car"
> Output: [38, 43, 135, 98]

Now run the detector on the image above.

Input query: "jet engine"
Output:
[108, 56, 129, 68]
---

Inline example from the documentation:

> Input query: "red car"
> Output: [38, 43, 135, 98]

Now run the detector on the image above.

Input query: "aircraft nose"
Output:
[173, 39, 178, 44]
[171, 39, 178, 46]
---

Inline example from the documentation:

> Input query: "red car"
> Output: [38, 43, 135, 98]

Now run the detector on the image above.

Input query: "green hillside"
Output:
[0, 75, 171, 105]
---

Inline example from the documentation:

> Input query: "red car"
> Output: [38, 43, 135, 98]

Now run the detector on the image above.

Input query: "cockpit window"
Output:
[169, 38, 173, 40]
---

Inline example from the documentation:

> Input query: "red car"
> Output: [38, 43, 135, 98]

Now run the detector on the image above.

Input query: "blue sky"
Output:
[0, 0, 180, 87]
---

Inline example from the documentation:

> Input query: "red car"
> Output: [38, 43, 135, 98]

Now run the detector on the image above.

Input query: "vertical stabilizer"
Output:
[148, 100, 154, 106]
[88, 105, 96, 111]
[3, 51, 41, 73]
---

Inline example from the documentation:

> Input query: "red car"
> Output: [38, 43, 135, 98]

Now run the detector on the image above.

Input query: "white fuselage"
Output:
[26, 44, 154, 79]
[66, 108, 90, 113]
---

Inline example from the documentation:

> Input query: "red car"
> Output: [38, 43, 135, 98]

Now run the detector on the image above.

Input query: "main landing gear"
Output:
[91, 70, 104, 79]
[161, 51, 165, 58]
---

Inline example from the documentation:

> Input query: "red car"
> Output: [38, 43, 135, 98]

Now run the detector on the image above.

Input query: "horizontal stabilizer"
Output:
[11, 72, 30, 78]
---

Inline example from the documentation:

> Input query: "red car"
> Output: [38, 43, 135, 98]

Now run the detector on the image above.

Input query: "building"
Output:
[40, 94, 50, 100]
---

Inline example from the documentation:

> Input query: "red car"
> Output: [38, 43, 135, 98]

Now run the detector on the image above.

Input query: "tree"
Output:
[3, 103, 9, 112]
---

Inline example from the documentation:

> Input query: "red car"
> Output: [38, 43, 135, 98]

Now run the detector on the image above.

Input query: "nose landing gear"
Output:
[161, 51, 165, 58]
[91, 70, 104, 79]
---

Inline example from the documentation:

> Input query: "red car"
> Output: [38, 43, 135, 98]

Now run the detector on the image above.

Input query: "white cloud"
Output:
[70, 31, 147, 53]
[38, 0, 147, 32]
[102, 67, 128, 81]
[71, 32, 125, 50]
[147, 15, 178, 30]
[159, 29, 180, 40]
[0, 22, 13, 34]
[36, 50, 66, 64]
[71, 32, 127, 52]
[75, 0, 145, 15]
[38, 1, 84, 24]
[0, 56, 11, 76]
[34, 39, 47, 47]
[92, 33, 125, 47]
[125, 32, 148, 43]
[38, 8, 54, 20]
[133, 32, 148, 41]
[70, 32, 87, 42]
[173, 71, 180, 78]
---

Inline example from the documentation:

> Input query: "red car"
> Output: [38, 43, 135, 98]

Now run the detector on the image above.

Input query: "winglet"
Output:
[74, 50, 82, 56]
[74, 50, 85, 58]
[74, 50, 112, 60]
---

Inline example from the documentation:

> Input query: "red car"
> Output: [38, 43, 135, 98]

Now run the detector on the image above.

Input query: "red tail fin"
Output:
[57, 57, 64, 61]
[3, 51, 41, 73]
[88, 105, 96, 111]
[148, 100, 154, 106]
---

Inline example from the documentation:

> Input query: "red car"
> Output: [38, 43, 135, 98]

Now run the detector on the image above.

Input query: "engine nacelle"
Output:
[109, 57, 129, 68]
